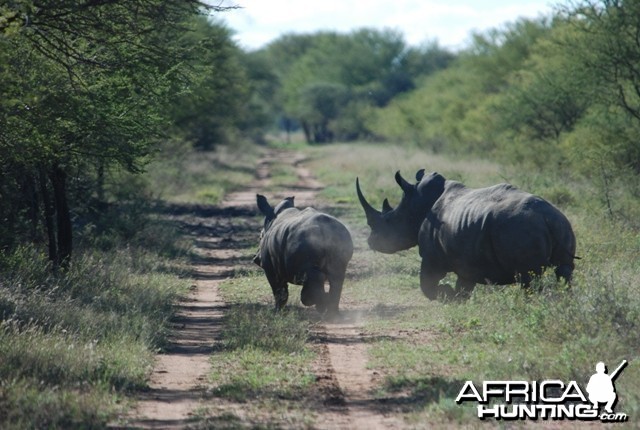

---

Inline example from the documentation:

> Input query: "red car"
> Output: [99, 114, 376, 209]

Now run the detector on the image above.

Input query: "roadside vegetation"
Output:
[145, 140, 262, 205]
[0, 227, 190, 428]
[0, 2, 255, 427]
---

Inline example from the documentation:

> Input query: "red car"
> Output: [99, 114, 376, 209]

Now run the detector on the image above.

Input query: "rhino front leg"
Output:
[301, 268, 327, 312]
[420, 261, 451, 300]
[270, 281, 289, 311]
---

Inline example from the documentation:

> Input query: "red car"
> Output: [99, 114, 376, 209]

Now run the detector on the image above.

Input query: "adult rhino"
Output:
[254, 194, 353, 315]
[356, 170, 577, 300]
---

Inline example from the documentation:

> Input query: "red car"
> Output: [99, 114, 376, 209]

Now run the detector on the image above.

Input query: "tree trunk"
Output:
[21, 172, 40, 242]
[38, 168, 58, 265]
[49, 165, 72, 267]
[301, 121, 312, 144]
[96, 161, 105, 203]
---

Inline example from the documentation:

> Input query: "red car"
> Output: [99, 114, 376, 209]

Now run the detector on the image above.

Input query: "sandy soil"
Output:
[122, 149, 402, 429]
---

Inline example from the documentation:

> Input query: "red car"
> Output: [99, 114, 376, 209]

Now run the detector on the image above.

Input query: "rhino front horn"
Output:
[356, 177, 382, 225]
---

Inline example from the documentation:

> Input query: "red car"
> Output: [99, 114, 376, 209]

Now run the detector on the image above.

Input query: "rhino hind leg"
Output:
[326, 271, 346, 317]
[300, 268, 327, 311]
[455, 278, 476, 300]
[555, 264, 573, 285]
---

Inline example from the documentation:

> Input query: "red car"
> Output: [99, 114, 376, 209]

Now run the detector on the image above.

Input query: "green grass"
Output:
[208, 273, 317, 427]
[0, 378, 116, 430]
[268, 163, 301, 191]
[148, 139, 638, 427]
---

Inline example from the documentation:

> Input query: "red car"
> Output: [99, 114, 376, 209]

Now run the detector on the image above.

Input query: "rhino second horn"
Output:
[395, 171, 413, 193]
[382, 198, 393, 213]
[356, 177, 382, 223]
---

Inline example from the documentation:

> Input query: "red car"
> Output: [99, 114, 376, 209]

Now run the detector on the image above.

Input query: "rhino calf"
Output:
[254, 194, 353, 315]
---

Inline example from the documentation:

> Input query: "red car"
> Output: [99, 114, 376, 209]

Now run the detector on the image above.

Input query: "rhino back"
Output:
[422, 182, 575, 284]
[261, 208, 353, 284]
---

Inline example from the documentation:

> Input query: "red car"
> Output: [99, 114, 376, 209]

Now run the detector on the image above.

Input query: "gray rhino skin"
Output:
[356, 170, 577, 300]
[254, 194, 353, 314]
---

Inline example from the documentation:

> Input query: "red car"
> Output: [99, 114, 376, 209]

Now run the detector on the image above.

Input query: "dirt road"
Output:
[124, 149, 402, 429]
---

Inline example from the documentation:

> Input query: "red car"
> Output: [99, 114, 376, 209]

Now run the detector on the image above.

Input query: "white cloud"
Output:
[215, 0, 553, 50]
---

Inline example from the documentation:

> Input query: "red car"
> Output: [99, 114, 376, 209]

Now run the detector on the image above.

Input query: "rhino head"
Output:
[356, 170, 445, 254]
[253, 194, 295, 266]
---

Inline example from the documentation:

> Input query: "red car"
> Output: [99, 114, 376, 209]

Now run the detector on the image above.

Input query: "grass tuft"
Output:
[209, 273, 316, 427]
[222, 304, 310, 353]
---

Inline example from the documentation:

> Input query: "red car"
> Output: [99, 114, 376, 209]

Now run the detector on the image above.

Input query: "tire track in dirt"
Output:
[122, 155, 277, 428]
[124, 149, 401, 429]
[122, 232, 236, 428]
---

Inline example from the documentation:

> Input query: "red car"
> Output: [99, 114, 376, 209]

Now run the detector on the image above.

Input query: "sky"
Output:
[215, 0, 557, 51]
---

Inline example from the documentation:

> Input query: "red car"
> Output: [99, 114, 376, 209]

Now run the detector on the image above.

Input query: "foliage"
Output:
[143, 139, 261, 205]
[0, 1, 248, 265]
[251, 29, 454, 143]
[368, 17, 554, 154]
[0, 4, 248, 425]
[368, 2, 640, 200]
[168, 16, 252, 149]
[297, 82, 350, 143]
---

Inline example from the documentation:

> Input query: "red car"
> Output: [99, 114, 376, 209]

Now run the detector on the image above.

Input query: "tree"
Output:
[297, 82, 349, 143]
[0, 1, 235, 266]
[168, 17, 250, 149]
[559, 0, 640, 171]
[267, 29, 448, 143]
[368, 17, 553, 154]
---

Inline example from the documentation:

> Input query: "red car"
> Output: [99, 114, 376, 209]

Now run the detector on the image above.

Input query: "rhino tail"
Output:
[543, 215, 577, 270]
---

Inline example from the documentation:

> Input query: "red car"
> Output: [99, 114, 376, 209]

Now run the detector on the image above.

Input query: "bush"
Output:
[0, 242, 188, 428]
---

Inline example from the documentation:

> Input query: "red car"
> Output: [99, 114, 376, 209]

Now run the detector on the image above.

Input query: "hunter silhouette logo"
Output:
[456, 360, 629, 423]
[586, 360, 627, 414]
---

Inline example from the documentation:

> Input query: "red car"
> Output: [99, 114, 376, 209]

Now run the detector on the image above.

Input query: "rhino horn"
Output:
[395, 171, 414, 193]
[356, 177, 382, 225]
[382, 198, 393, 214]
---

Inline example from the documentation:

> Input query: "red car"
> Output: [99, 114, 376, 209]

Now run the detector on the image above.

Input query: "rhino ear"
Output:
[416, 169, 425, 182]
[256, 194, 274, 218]
[274, 196, 295, 215]
[417, 172, 445, 204]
